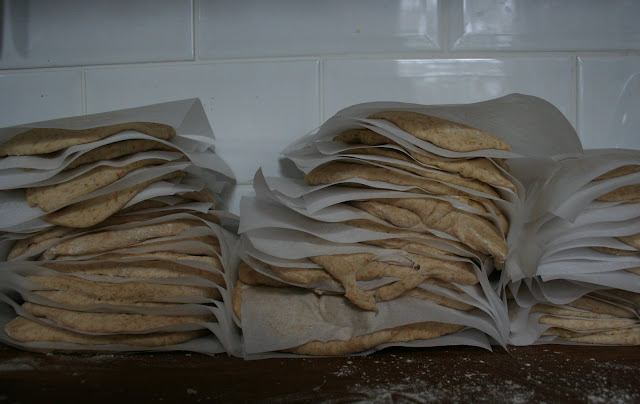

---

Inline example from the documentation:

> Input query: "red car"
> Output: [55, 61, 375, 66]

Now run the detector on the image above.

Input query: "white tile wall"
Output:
[323, 57, 573, 122]
[448, 0, 640, 51]
[85, 61, 320, 184]
[0, 1, 638, 212]
[198, 0, 439, 59]
[0, 70, 83, 126]
[0, 0, 193, 68]
[578, 56, 640, 150]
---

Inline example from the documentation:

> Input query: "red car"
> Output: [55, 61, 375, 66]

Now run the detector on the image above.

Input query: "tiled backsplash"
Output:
[1, 0, 639, 212]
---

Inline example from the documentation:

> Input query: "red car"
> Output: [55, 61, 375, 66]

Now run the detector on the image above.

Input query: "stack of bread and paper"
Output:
[508, 149, 640, 346]
[231, 95, 585, 357]
[0, 99, 240, 354]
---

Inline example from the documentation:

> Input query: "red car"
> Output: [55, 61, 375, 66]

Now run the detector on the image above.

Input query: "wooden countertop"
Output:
[0, 344, 638, 403]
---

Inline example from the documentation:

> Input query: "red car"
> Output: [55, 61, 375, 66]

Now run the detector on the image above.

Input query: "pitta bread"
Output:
[22, 302, 215, 333]
[593, 165, 640, 181]
[618, 233, 640, 250]
[306, 162, 468, 198]
[591, 246, 638, 256]
[597, 185, 640, 202]
[5, 317, 205, 347]
[28, 275, 221, 302]
[64, 139, 177, 171]
[346, 146, 516, 192]
[369, 198, 506, 266]
[543, 326, 640, 345]
[288, 321, 465, 355]
[310, 252, 477, 311]
[43, 258, 225, 286]
[368, 111, 510, 152]
[0, 122, 176, 157]
[41, 220, 204, 260]
[44, 171, 186, 228]
[27, 158, 170, 212]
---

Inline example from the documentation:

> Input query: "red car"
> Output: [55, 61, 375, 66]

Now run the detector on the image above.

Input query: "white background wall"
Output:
[1, 0, 639, 213]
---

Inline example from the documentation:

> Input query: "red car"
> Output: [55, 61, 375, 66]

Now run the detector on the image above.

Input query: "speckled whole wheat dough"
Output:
[309, 252, 477, 311]
[5, 316, 205, 347]
[343, 144, 517, 193]
[367, 111, 511, 152]
[43, 257, 225, 286]
[596, 184, 640, 202]
[44, 170, 186, 228]
[21, 302, 215, 333]
[306, 162, 474, 199]
[618, 233, 640, 250]
[593, 165, 640, 181]
[27, 158, 168, 212]
[288, 321, 465, 356]
[40, 219, 205, 260]
[64, 139, 177, 171]
[0, 122, 176, 157]
[354, 198, 506, 266]
[543, 326, 640, 345]
[27, 274, 221, 302]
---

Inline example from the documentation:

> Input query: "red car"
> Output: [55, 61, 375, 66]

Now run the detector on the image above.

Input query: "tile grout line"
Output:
[81, 69, 87, 115]
[1, 51, 639, 74]
[318, 59, 324, 124]
[192, 0, 199, 62]
[573, 55, 581, 137]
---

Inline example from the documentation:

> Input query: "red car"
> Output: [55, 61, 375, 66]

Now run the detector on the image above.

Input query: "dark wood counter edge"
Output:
[0, 344, 638, 403]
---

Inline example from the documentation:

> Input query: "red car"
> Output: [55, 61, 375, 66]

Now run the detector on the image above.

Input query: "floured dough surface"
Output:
[0, 122, 176, 157]
[367, 111, 511, 152]
[5, 317, 204, 347]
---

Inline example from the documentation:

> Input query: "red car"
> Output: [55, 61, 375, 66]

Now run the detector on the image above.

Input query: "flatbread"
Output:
[538, 316, 637, 331]
[368, 198, 506, 266]
[591, 246, 638, 256]
[28, 275, 221, 302]
[618, 233, 640, 250]
[597, 185, 640, 202]
[345, 145, 516, 192]
[305, 162, 471, 198]
[22, 302, 215, 333]
[44, 171, 186, 228]
[238, 262, 288, 287]
[543, 326, 640, 345]
[43, 258, 225, 286]
[368, 111, 511, 152]
[41, 219, 204, 260]
[288, 321, 465, 355]
[310, 252, 477, 311]
[64, 139, 177, 171]
[0, 122, 176, 157]
[27, 158, 171, 212]
[8, 227, 80, 260]
[593, 165, 640, 181]
[5, 317, 205, 347]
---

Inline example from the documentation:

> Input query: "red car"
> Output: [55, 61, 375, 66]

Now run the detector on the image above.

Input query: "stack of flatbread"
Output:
[235, 102, 522, 356]
[0, 100, 239, 354]
[508, 149, 640, 346]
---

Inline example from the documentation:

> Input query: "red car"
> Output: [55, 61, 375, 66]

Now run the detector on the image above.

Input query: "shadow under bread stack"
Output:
[235, 100, 523, 357]
[509, 149, 640, 346]
[0, 100, 240, 354]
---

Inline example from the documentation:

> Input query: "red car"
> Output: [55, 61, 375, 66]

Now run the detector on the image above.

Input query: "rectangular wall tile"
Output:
[578, 56, 640, 150]
[448, 0, 640, 51]
[323, 57, 573, 124]
[0, 0, 193, 68]
[85, 61, 320, 184]
[0, 70, 83, 127]
[198, 0, 439, 59]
